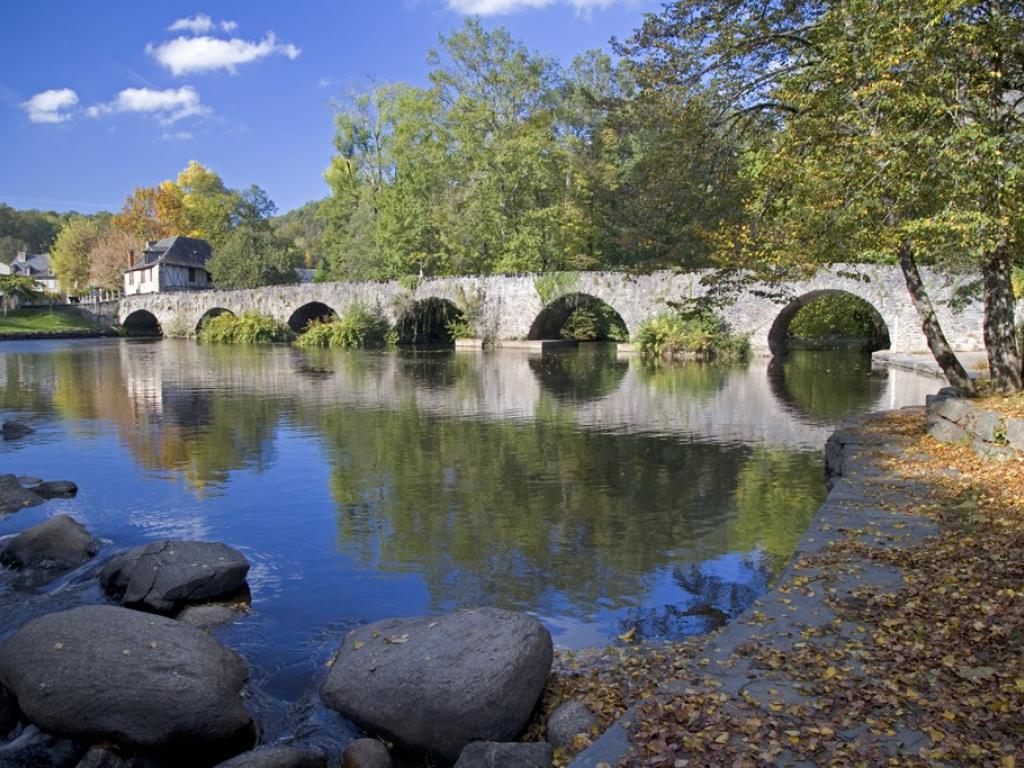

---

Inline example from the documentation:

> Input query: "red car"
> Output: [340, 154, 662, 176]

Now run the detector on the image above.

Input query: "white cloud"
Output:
[147, 32, 300, 75]
[161, 130, 194, 141]
[446, 0, 618, 14]
[168, 14, 238, 34]
[22, 88, 78, 123]
[87, 86, 209, 124]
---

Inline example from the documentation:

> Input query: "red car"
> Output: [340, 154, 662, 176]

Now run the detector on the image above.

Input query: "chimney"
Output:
[128, 249, 135, 267]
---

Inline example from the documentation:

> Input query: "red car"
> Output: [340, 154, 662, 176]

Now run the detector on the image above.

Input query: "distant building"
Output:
[124, 236, 213, 296]
[294, 268, 317, 284]
[6, 251, 59, 294]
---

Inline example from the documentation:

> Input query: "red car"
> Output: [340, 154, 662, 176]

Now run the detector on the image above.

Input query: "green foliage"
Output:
[534, 271, 580, 305]
[0, 274, 40, 312]
[788, 293, 882, 340]
[162, 315, 194, 339]
[634, 311, 749, 361]
[207, 224, 298, 289]
[293, 304, 391, 349]
[197, 312, 293, 344]
[1013, 267, 1024, 300]
[0, 204, 69, 262]
[50, 217, 102, 295]
[398, 274, 422, 291]
[560, 302, 629, 342]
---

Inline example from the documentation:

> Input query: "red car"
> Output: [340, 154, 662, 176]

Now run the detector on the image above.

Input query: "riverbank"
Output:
[0, 309, 118, 340]
[537, 406, 1023, 767]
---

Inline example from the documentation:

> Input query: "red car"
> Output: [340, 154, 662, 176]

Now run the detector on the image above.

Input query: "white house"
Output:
[5, 251, 60, 294]
[124, 236, 213, 296]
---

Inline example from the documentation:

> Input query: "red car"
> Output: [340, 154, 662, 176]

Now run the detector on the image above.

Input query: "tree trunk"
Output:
[897, 245, 976, 395]
[981, 244, 1022, 393]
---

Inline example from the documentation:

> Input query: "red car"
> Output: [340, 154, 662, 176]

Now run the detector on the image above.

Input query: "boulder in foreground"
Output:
[0, 605, 252, 754]
[321, 608, 552, 763]
[341, 738, 393, 768]
[99, 540, 250, 614]
[0, 514, 98, 573]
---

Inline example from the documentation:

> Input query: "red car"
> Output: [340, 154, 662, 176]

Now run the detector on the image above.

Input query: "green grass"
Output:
[0, 309, 98, 335]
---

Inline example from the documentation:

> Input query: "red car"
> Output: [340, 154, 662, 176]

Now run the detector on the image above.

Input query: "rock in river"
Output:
[321, 607, 552, 763]
[545, 700, 598, 748]
[100, 540, 250, 614]
[0, 605, 252, 755]
[29, 480, 78, 500]
[0, 475, 43, 516]
[1, 421, 33, 440]
[0, 514, 99, 573]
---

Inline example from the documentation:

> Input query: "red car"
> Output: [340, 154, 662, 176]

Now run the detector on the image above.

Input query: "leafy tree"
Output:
[0, 204, 66, 262]
[623, 0, 1024, 393]
[89, 227, 139, 293]
[0, 274, 39, 314]
[112, 182, 185, 242]
[208, 189, 298, 290]
[50, 217, 102, 295]
[272, 199, 328, 269]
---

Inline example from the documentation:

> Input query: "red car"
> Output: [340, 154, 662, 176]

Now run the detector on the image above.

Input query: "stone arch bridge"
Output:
[119, 265, 987, 355]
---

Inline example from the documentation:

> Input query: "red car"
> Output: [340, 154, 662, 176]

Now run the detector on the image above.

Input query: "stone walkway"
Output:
[571, 409, 943, 766]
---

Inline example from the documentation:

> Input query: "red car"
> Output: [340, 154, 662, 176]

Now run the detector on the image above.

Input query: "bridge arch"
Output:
[768, 289, 890, 356]
[288, 302, 338, 333]
[528, 293, 629, 341]
[395, 297, 465, 345]
[195, 307, 234, 334]
[123, 309, 162, 337]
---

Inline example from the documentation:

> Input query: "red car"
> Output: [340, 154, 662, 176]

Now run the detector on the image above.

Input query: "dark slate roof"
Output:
[127, 236, 212, 272]
[11, 253, 54, 277]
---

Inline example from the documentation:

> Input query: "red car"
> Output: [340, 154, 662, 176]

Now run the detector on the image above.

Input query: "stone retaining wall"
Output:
[926, 387, 1024, 458]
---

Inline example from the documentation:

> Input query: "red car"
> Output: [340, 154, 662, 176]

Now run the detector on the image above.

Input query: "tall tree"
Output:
[623, 0, 1024, 393]
[89, 227, 139, 294]
[50, 217, 102, 296]
[208, 186, 298, 289]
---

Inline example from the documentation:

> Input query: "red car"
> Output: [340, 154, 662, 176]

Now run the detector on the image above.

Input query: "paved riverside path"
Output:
[571, 409, 942, 767]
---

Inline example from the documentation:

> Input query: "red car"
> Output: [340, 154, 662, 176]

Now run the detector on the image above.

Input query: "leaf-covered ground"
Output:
[529, 408, 1024, 767]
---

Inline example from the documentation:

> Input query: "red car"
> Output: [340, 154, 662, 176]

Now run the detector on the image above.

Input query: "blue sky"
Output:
[0, 0, 658, 215]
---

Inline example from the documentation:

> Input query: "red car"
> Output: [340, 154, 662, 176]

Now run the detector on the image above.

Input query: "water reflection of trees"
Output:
[527, 346, 628, 402]
[767, 351, 888, 425]
[315, 404, 823, 618]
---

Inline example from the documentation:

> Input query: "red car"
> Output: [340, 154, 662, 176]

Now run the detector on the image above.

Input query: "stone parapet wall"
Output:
[926, 387, 1024, 458]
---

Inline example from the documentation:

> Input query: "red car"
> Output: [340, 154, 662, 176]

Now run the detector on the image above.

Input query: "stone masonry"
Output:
[119, 265, 988, 355]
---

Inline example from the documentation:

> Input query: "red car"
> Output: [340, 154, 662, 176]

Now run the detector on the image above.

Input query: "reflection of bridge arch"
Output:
[767, 289, 890, 356]
[766, 353, 889, 426]
[528, 346, 628, 402]
[288, 302, 337, 333]
[527, 293, 629, 341]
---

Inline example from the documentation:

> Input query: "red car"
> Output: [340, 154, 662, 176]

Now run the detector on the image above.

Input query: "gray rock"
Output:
[321, 608, 552, 763]
[100, 540, 250, 614]
[0, 683, 18, 735]
[16, 477, 43, 488]
[213, 745, 326, 768]
[0, 605, 252, 754]
[454, 742, 552, 768]
[31, 480, 79, 500]
[341, 738, 393, 768]
[928, 418, 967, 444]
[176, 604, 245, 630]
[1, 421, 33, 440]
[0, 515, 99, 572]
[1004, 417, 1024, 452]
[76, 744, 128, 768]
[545, 700, 598, 748]
[0, 474, 43, 516]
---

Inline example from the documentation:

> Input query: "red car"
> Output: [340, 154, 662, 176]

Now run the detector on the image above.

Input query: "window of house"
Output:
[188, 267, 197, 282]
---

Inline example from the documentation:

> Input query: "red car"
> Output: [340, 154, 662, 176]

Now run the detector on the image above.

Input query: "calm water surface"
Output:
[0, 340, 939, 708]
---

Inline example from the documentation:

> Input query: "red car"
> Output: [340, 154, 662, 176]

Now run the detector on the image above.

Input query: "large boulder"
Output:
[0, 474, 43, 516]
[0, 605, 252, 755]
[213, 745, 326, 768]
[454, 742, 553, 768]
[99, 540, 250, 614]
[341, 738, 393, 768]
[0, 515, 99, 573]
[321, 608, 552, 763]
[1, 421, 33, 440]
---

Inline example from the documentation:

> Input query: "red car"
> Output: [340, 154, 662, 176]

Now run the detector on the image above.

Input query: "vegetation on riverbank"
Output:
[633, 311, 749, 361]
[788, 293, 884, 346]
[196, 312, 293, 344]
[0, 309, 97, 335]
[293, 305, 392, 349]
